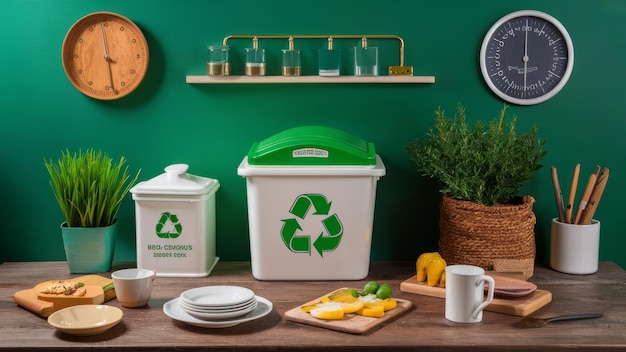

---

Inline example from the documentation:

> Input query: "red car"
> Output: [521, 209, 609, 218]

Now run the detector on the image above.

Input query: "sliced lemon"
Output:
[327, 293, 364, 313]
[328, 288, 359, 300]
[301, 304, 315, 313]
[379, 298, 398, 311]
[356, 305, 385, 318]
[340, 300, 364, 314]
[362, 298, 397, 311]
[310, 303, 345, 320]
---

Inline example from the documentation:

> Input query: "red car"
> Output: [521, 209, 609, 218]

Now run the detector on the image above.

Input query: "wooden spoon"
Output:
[516, 313, 603, 328]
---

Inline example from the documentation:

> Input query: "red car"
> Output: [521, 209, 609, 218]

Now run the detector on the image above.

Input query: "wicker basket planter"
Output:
[438, 194, 537, 278]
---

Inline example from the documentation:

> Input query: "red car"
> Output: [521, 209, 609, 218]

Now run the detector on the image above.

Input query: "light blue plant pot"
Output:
[61, 221, 117, 273]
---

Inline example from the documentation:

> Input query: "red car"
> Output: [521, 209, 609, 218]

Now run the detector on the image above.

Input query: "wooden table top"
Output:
[0, 261, 624, 351]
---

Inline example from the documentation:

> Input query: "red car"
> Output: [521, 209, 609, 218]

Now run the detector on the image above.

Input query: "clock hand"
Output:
[523, 18, 529, 93]
[100, 22, 117, 94]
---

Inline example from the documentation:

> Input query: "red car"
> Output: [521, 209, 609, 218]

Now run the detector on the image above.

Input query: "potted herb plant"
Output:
[44, 149, 140, 273]
[407, 104, 546, 277]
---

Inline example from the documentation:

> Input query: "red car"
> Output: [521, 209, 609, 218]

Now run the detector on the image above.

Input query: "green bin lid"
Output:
[246, 126, 376, 166]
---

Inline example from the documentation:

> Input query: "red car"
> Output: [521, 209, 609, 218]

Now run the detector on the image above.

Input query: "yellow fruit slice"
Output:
[310, 303, 345, 320]
[300, 304, 317, 313]
[331, 294, 359, 303]
[380, 298, 397, 311]
[356, 305, 385, 318]
[330, 294, 364, 313]
[363, 298, 397, 311]
[416, 252, 441, 282]
[341, 300, 364, 314]
[427, 257, 447, 287]
[438, 271, 446, 288]
[328, 288, 359, 300]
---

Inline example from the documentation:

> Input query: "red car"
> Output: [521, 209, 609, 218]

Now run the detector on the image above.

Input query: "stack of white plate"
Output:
[163, 285, 273, 328]
[178, 286, 257, 320]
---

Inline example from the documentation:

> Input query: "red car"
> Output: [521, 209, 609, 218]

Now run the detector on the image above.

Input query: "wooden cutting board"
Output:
[400, 275, 552, 317]
[13, 275, 116, 318]
[285, 289, 413, 334]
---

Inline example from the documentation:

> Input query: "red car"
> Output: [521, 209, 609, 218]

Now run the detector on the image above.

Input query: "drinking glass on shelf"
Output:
[246, 47, 266, 76]
[282, 37, 301, 76]
[319, 37, 341, 77]
[354, 38, 378, 76]
[207, 45, 230, 76]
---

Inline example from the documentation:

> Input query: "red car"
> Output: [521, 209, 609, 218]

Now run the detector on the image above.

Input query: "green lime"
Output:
[345, 288, 360, 298]
[376, 283, 392, 299]
[363, 281, 380, 295]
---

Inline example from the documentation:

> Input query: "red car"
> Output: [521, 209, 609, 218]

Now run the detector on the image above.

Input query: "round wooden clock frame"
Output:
[62, 12, 149, 100]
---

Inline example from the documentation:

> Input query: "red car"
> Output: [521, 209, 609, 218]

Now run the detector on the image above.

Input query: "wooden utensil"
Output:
[551, 166, 566, 222]
[516, 313, 603, 328]
[564, 163, 580, 223]
[579, 167, 609, 225]
[574, 172, 597, 224]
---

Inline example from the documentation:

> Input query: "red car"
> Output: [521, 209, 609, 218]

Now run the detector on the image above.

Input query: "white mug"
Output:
[111, 268, 156, 308]
[445, 265, 495, 323]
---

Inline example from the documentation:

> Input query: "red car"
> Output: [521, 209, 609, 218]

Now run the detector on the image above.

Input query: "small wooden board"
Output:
[400, 275, 552, 317]
[285, 290, 413, 334]
[13, 275, 115, 318]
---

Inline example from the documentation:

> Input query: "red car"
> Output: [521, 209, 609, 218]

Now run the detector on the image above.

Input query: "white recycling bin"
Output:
[130, 164, 220, 277]
[237, 126, 385, 280]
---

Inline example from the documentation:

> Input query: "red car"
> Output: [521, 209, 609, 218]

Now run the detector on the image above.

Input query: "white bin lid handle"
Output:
[165, 164, 189, 180]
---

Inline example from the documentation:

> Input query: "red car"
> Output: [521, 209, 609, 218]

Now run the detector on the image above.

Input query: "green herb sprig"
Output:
[407, 104, 546, 206]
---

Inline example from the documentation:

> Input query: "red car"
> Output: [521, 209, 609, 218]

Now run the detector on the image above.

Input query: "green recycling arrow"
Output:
[280, 218, 310, 253]
[280, 194, 343, 256]
[313, 214, 344, 257]
[156, 212, 183, 238]
[290, 193, 332, 218]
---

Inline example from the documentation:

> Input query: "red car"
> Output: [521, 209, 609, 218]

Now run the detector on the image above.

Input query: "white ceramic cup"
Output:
[550, 218, 600, 274]
[111, 268, 156, 308]
[445, 264, 495, 323]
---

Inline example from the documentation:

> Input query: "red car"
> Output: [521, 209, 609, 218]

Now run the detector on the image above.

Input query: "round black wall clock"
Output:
[480, 10, 574, 105]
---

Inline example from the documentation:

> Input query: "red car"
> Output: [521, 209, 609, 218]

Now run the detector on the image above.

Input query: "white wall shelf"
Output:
[186, 75, 436, 84]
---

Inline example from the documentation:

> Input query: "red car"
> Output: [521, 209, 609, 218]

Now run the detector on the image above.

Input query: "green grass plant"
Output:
[44, 149, 140, 227]
[407, 104, 546, 206]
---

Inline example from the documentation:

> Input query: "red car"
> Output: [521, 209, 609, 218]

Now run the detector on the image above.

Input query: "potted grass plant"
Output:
[407, 104, 546, 277]
[44, 148, 140, 273]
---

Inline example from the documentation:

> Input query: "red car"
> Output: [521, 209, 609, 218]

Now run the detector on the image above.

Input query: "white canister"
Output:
[130, 164, 220, 277]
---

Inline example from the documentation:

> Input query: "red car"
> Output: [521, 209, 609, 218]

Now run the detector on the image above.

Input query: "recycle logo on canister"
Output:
[280, 193, 344, 257]
[156, 212, 183, 238]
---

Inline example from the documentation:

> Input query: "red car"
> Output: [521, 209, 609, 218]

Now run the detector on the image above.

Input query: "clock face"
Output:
[480, 10, 574, 105]
[62, 12, 149, 100]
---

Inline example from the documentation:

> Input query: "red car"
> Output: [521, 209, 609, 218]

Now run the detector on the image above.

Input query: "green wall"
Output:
[1, 0, 624, 269]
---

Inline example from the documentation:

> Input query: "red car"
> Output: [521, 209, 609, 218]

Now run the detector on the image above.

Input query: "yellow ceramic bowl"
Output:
[47, 304, 123, 336]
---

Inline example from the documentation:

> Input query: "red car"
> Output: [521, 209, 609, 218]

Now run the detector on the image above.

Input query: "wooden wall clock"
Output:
[62, 12, 149, 100]
[480, 10, 574, 105]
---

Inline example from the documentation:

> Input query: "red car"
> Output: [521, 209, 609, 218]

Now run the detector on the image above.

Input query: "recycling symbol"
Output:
[280, 194, 344, 257]
[156, 212, 183, 238]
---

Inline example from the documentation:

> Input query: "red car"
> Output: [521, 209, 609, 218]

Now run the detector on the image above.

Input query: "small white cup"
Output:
[445, 265, 495, 323]
[112, 268, 156, 308]
[550, 218, 600, 274]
